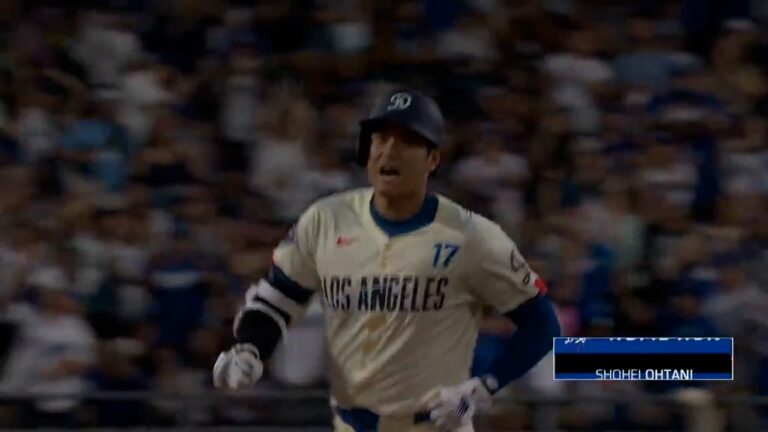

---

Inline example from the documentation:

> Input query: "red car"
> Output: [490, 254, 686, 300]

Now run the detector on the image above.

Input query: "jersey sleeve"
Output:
[271, 204, 322, 292]
[465, 216, 545, 313]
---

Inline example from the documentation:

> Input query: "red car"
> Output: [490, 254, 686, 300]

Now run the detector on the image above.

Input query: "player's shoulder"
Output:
[435, 194, 509, 242]
[434, 194, 497, 232]
[303, 187, 372, 220]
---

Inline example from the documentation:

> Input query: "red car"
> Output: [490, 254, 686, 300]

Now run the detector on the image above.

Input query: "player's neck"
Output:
[372, 191, 427, 221]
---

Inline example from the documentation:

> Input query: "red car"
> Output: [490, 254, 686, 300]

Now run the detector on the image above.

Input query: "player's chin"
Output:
[374, 176, 404, 195]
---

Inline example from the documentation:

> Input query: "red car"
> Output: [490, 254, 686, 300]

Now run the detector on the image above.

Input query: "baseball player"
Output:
[213, 90, 561, 431]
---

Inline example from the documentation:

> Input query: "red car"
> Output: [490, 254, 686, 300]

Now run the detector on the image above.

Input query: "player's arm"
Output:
[426, 216, 560, 429]
[213, 206, 321, 389]
[470, 224, 560, 392]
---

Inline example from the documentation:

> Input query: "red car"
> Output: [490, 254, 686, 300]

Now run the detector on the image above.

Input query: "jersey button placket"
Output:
[381, 242, 391, 269]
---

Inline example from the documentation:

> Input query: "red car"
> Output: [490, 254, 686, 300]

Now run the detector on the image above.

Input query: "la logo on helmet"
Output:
[387, 92, 412, 111]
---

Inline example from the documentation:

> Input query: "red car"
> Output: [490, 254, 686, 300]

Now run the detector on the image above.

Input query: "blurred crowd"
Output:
[0, 0, 766, 430]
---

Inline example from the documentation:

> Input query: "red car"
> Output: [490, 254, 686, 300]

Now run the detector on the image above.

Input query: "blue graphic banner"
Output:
[554, 337, 733, 354]
[552, 338, 734, 381]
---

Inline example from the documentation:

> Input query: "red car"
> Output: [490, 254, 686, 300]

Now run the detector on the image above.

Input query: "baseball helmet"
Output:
[357, 90, 445, 166]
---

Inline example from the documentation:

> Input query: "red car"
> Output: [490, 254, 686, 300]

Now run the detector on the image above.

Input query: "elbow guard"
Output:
[233, 267, 314, 360]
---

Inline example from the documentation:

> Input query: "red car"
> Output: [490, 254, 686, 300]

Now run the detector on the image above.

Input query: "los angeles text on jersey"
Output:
[321, 275, 448, 312]
[596, 369, 694, 380]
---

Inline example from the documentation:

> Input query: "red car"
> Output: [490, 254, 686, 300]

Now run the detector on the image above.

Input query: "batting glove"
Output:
[424, 377, 494, 431]
[212, 343, 263, 390]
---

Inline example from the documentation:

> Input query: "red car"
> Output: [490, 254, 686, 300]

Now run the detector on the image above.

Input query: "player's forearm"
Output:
[234, 265, 314, 360]
[234, 308, 285, 359]
[481, 294, 561, 393]
[425, 296, 559, 429]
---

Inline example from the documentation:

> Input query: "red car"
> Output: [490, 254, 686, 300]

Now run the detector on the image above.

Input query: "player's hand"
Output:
[423, 377, 493, 431]
[212, 343, 263, 390]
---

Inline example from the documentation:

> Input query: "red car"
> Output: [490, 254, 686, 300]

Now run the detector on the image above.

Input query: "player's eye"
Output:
[372, 132, 397, 148]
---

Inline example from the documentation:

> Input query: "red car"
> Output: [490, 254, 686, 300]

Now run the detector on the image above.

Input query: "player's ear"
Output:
[427, 148, 440, 173]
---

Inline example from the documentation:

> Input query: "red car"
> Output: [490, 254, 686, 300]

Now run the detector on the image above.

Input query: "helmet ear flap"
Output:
[356, 145, 369, 167]
[356, 125, 373, 166]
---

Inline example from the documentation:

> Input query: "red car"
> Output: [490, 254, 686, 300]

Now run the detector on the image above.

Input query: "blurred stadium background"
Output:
[0, 0, 766, 430]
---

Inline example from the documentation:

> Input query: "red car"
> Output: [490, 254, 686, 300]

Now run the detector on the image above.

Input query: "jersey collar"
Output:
[369, 193, 438, 237]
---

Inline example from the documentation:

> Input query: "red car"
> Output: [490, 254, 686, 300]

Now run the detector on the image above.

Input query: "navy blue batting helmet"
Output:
[357, 90, 445, 166]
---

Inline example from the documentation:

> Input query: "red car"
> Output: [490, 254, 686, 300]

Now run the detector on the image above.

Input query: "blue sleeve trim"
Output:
[505, 293, 556, 326]
[267, 265, 314, 305]
[481, 294, 561, 393]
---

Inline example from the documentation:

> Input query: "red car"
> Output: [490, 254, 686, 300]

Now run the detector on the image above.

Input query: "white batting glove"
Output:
[424, 377, 494, 431]
[212, 343, 264, 390]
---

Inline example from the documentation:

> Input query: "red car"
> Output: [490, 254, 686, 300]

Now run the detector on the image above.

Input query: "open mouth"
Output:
[379, 167, 401, 178]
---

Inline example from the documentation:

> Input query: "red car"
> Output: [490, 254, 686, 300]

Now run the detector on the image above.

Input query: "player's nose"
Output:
[378, 135, 401, 157]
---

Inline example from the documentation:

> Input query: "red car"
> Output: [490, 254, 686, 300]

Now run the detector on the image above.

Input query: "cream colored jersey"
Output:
[272, 187, 542, 415]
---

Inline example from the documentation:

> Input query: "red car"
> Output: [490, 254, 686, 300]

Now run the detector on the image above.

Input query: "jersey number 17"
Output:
[433, 243, 460, 268]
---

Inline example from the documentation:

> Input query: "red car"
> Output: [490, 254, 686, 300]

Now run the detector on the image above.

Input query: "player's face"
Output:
[367, 123, 440, 198]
